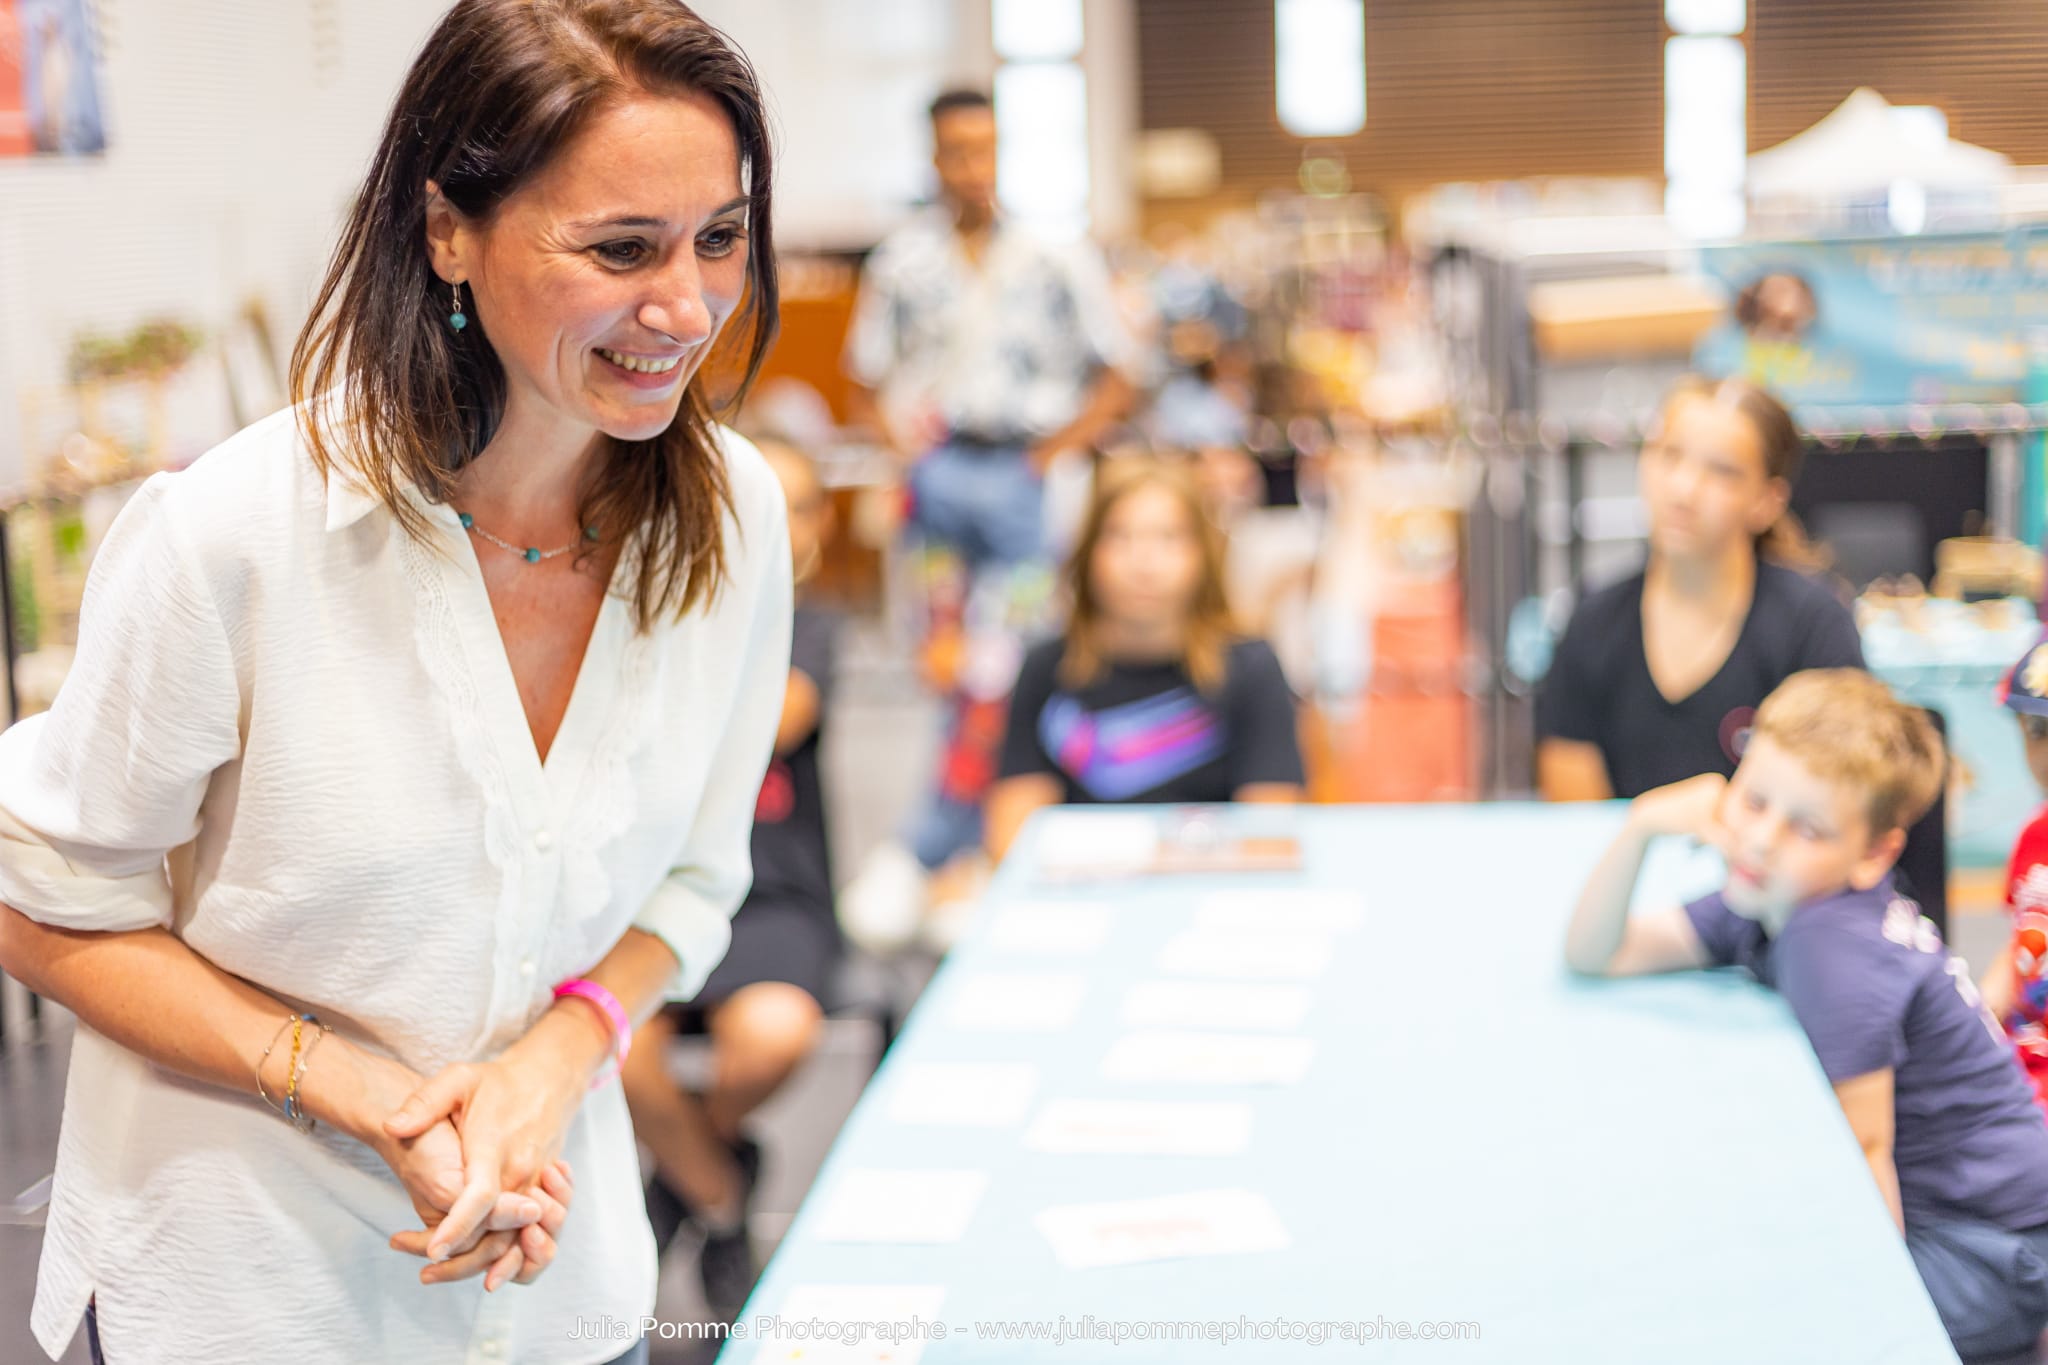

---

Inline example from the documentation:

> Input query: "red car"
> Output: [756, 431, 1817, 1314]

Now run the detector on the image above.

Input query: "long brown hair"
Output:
[1060, 458, 1237, 693]
[290, 0, 779, 630]
[1655, 375, 1825, 571]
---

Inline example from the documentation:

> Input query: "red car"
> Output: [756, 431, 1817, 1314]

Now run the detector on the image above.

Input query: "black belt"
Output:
[945, 430, 1033, 451]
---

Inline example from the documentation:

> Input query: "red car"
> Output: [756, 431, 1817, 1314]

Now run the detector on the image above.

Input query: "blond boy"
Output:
[1567, 670, 2048, 1362]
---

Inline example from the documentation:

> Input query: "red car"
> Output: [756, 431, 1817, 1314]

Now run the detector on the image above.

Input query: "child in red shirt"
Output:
[1981, 630, 2048, 1108]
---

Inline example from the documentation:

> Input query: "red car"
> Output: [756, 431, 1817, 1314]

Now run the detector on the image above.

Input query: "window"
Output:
[995, 61, 1090, 238]
[1664, 0, 1744, 38]
[1276, 0, 1365, 138]
[992, 0, 1082, 62]
[1665, 34, 1745, 239]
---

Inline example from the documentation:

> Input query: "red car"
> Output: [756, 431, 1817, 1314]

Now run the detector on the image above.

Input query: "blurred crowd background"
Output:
[10, 1, 2048, 1352]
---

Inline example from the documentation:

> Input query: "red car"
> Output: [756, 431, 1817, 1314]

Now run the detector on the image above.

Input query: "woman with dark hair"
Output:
[986, 458, 1305, 861]
[1537, 376, 1863, 801]
[0, 4, 788, 1362]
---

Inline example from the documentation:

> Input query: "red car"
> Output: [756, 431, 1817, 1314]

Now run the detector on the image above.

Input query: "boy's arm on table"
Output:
[1565, 774, 1725, 977]
[1834, 1067, 1905, 1234]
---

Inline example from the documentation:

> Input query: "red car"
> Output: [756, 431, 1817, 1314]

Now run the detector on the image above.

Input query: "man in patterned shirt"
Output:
[841, 88, 1140, 923]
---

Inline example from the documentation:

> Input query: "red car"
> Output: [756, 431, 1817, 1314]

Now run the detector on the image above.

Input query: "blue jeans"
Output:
[1908, 1217, 2048, 1362]
[907, 439, 1045, 568]
[903, 441, 1048, 869]
[911, 787, 988, 871]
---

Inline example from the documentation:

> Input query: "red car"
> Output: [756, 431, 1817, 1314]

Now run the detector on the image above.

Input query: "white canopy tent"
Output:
[1748, 87, 2012, 201]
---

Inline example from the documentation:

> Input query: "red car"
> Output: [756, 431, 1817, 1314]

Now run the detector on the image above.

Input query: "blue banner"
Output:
[1693, 228, 2048, 407]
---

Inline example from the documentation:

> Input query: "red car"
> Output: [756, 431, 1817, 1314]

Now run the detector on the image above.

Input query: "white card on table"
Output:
[753, 1284, 948, 1363]
[1024, 1098, 1254, 1156]
[1158, 930, 1334, 980]
[812, 1170, 989, 1244]
[1100, 1030, 1316, 1086]
[885, 1062, 1039, 1127]
[1033, 1188, 1289, 1270]
[1194, 889, 1365, 935]
[986, 901, 1113, 954]
[1033, 810, 1159, 874]
[1120, 980, 1316, 1032]
[1105, 1023, 1310, 1088]
[943, 972, 1087, 1032]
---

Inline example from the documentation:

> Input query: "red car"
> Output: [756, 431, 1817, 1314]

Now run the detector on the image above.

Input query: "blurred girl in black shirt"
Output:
[989, 458, 1305, 860]
[1536, 377, 1861, 800]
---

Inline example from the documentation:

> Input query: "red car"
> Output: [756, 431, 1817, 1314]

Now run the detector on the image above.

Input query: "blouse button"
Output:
[534, 830, 555, 852]
[519, 957, 536, 978]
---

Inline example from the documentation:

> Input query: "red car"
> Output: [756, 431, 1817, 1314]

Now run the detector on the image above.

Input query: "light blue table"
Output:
[719, 804, 1956, 1363]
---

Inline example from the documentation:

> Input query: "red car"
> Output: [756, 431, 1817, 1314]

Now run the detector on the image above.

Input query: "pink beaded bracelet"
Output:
[553, 978, 631, 1087]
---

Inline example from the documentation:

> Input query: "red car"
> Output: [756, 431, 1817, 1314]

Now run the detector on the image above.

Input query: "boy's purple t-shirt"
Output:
[1684, 881, 2048, 1231]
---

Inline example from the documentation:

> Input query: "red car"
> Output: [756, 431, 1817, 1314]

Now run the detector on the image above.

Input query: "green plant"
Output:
[66, 318, 206, 383]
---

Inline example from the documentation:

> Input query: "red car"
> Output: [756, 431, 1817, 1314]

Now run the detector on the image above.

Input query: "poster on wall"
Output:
[0, 0, 28, 155]
[0, 0, 105, 158]
[1692, 228, 2048, 408]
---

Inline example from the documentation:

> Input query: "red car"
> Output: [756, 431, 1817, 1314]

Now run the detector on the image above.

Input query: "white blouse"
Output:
[0, 406, 792, 1364]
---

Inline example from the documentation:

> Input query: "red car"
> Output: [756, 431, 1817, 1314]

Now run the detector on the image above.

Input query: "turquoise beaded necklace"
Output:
[457, 512, 599, 565]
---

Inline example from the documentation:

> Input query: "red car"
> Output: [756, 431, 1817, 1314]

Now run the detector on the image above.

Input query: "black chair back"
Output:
[1894, 707, 1949, 941]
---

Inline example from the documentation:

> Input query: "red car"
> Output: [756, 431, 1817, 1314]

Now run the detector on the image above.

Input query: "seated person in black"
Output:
[621, 438, 841, 1320]
[988, 457, 1305, 860]
[1537, 376, 1862, 800]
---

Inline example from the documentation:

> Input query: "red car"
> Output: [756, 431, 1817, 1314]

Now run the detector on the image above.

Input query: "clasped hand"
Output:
[370, 1047, 588, 1293]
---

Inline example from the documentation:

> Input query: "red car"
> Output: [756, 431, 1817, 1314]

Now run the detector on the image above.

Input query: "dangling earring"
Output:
[448, 280, 469, 332]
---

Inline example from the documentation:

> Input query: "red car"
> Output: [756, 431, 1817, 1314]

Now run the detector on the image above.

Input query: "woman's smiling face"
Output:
[429, 88, 751, 447]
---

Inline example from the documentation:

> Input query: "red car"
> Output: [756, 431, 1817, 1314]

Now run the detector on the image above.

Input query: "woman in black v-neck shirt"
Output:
[1536, 377, 1862, 799]
[987, 458, 1306, 859]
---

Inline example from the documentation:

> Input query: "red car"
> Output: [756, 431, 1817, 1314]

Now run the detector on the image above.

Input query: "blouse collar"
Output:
[323, 470, 462, 534]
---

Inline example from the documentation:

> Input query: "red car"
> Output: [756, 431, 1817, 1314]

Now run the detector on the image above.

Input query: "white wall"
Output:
[0, 0, 995, 488]
[1083, 0, 1139, 241]
[0, 0, 1135, 488]
[0, 0, 446, 488]
[687, 0, 991, 251]
[672, 0, 1137, 245]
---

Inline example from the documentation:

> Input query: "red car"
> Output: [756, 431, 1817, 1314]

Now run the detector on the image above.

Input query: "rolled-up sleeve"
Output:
[0, 476, 243, 931]
[632, 482, 794, 1000]
[1062, 239, 1142, 377]
[842, 246, 903, 390]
